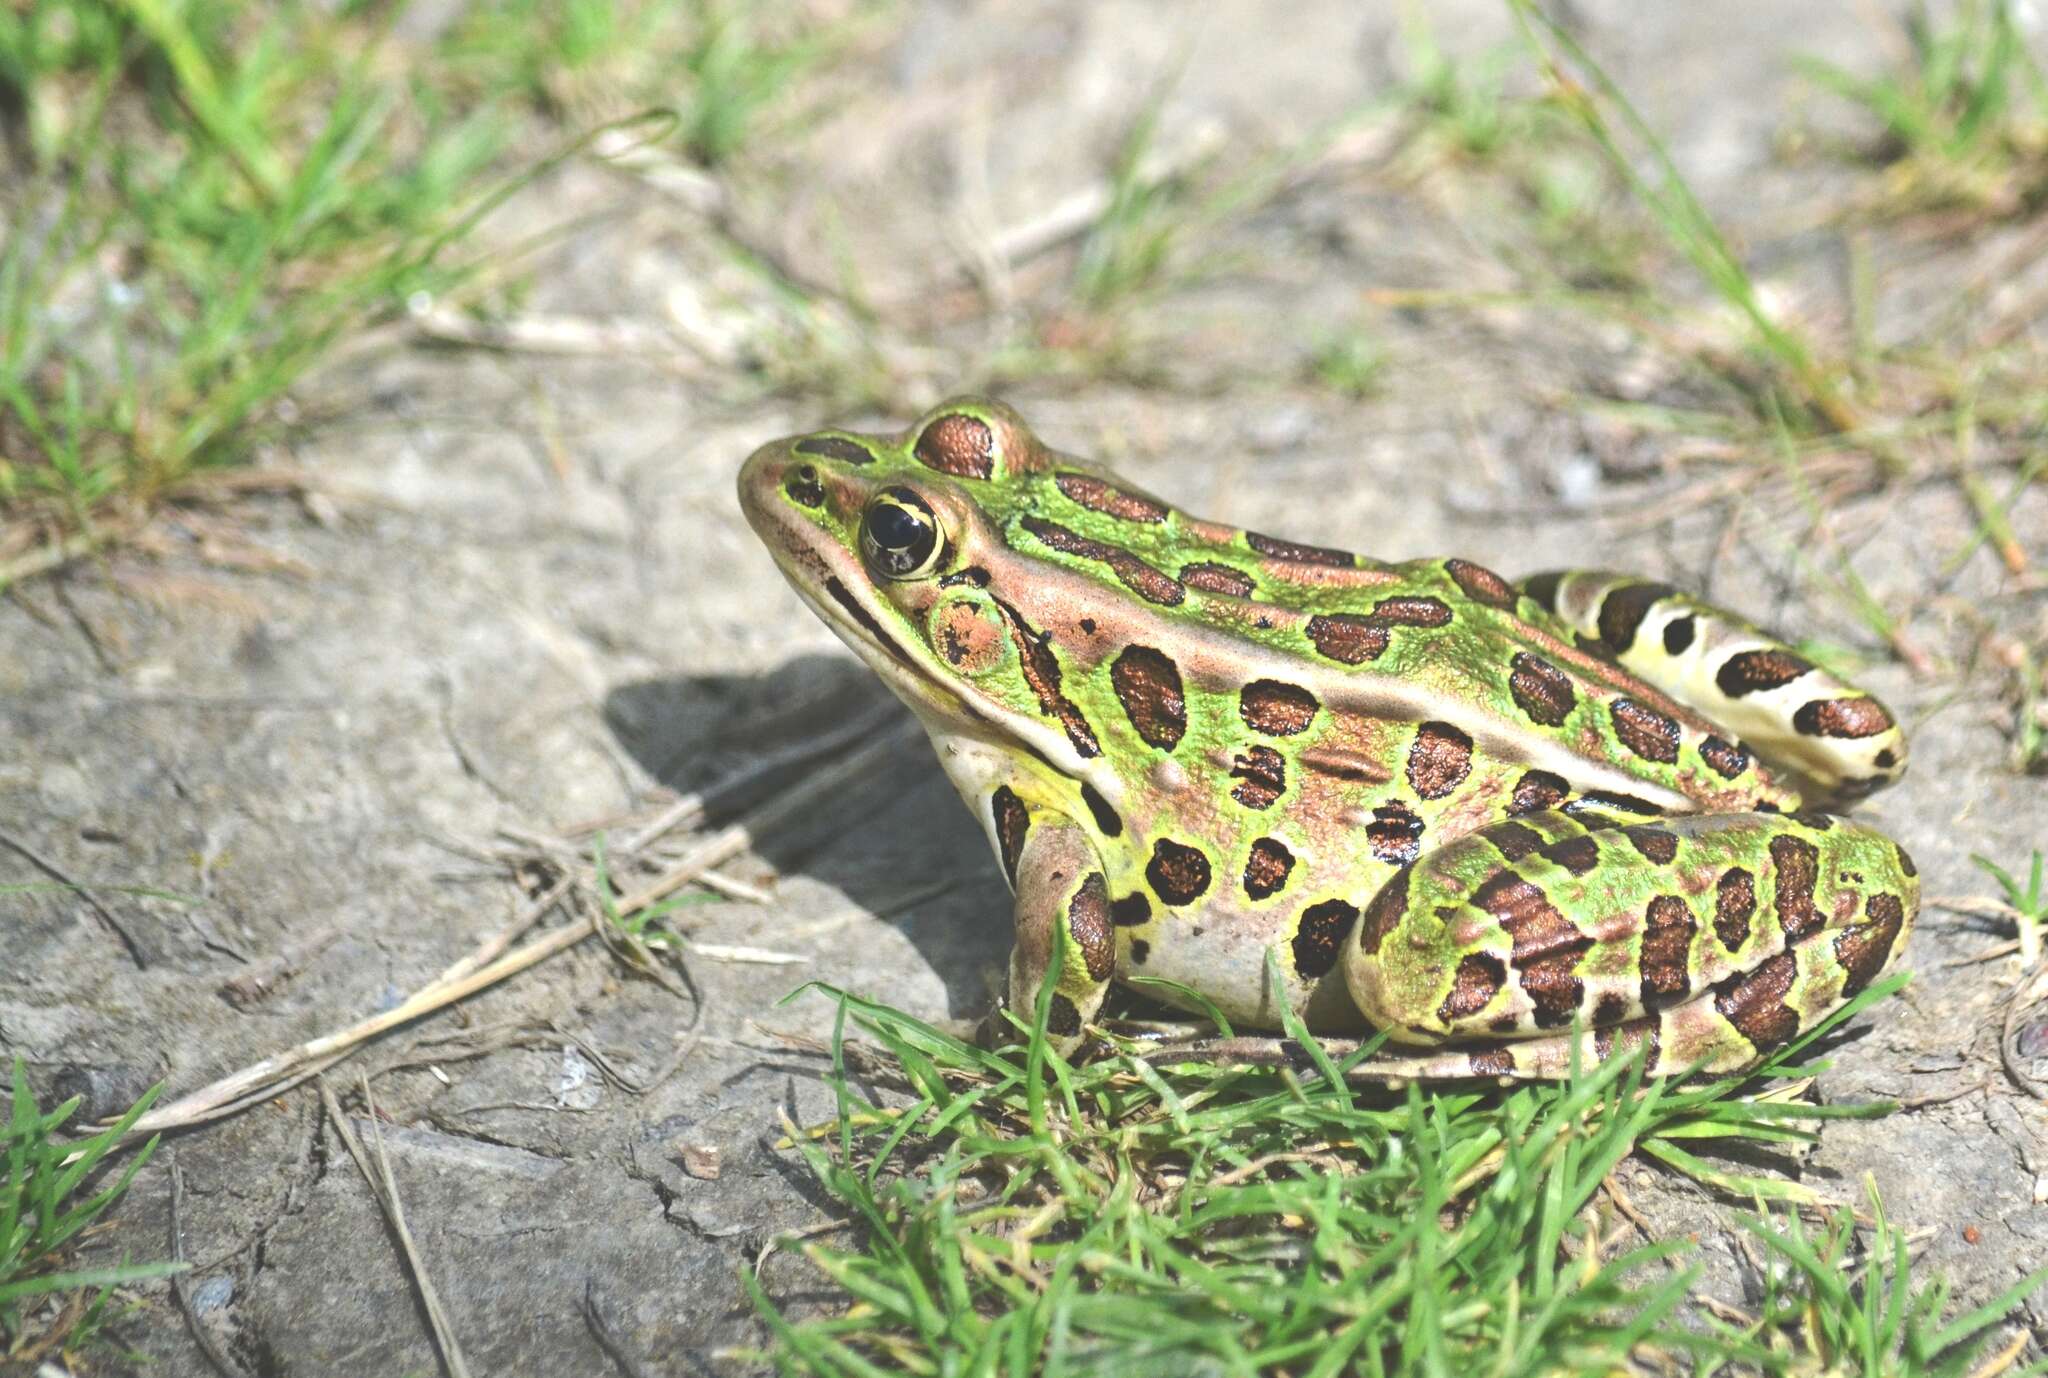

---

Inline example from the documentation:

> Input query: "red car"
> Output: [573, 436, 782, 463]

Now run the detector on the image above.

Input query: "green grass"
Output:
[1975, 851, 2048, 967]
[748, 968, 2043, 1375]
[2, 1058, 179, 1362]
[1794, 0, 2048, 218]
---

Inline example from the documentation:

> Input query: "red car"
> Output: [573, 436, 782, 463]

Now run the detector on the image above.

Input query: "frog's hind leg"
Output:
[1520, 570, 1906, 797]
[1340, 810, 1918, 1080]
[983, 791, 1117, 1054]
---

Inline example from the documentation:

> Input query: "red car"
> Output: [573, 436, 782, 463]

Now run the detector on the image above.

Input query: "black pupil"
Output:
[870, 501, 930, 552]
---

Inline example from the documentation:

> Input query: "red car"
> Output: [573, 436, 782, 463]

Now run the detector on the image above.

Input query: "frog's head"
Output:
[745, 393, 1179, 769]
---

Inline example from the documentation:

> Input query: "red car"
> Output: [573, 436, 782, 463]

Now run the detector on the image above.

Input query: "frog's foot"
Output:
[1520, 570, 1907, 798]
[1340, 810, 1918, 1078]
[985, 798, 1116, 1055]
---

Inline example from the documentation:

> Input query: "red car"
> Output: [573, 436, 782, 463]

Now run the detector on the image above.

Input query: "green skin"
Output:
[737, 397, 1918, 1079]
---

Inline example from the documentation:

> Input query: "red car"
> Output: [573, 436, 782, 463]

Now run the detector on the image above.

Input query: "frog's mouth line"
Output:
[822, 575, 920, 672]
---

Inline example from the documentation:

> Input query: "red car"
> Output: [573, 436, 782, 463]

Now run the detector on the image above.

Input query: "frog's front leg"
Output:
[1342, 810, 1918, 1076]
[986, 790, 1116, 1052]
[1521, 570, 1907, 797]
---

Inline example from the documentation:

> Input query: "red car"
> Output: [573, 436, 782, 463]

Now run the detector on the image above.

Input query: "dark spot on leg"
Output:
[1445, 558, 1515, 608]
[1110, 893, 1151, 927]
[1437, 952, 1507, 1022]
[1895, 844, 1916, 878]
[1488, 1016, 1520, 1035]
[1067, 873, 1116, 981]
[1292, 899, 1361, 978]
[1521, 571, 1563, 612]
[1306, 613, 1389, 664]
[1836, 892, 1906, 995]
[1146, 838, 1212, 906]
[1406, 721, 1474, 800]
[1054, 471, 1168, 522]
[1611, 698, 1681, 763]
[1247, 531, 1355, 567]
[1240, 680, 1320, 736]
[1371, 596, 1453, 627]
[1789, 810, 1834, 832]
[1129, 938, 1150, 965]
[1713, 951, 1800, 1050]
[1509, 770, 1569, 816]
[1537, 833, 1600, 876]
[1490, 822, 1543, 863]
[1769, 834, 1823, 939]
[1793, 697, 1896, 739]
[1180, 561, 1256, 597]
[793, 435, 874, 464]
[1468, 1047, 1516, 1076]
[1596, 582, 1676, 655]
[915, 413, 994, 478]
[1874, 748, 1898, 770]
[1662, 614, 1696, 655]
[1624, 826, 1679, 864]
[1565, 791, 1665, 819]
[1045, 993, 1082, 1037]
[1593, 993, 1630, 1026]
[1475, 874, 1589, 1029]
[1714, 867, 1755, 952]
[1509, 652, 1577, 726]
[1079, 782, 1122, 837]
[1110, 645, 1187, 750]
[1639, 894, 1696, 1010]
[992, 787, 1029, 887]
[1699, 735, 1750, 779]
[1358, 870, 1409, 956]
[1716, 649, 1814, 698]
[1243, 838, 1295, 900]
[1367, 801, 1425, 866]
[1230, 745, 1286, 809]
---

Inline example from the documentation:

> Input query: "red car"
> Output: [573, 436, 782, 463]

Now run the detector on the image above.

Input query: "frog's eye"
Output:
[860, 486, 946, 581]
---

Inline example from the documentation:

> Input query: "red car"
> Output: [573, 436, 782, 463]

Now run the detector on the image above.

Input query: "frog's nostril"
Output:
[783, 465, 827, 508]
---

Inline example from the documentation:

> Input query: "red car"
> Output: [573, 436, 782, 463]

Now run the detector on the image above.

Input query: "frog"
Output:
[736, 396, 1918, 1079]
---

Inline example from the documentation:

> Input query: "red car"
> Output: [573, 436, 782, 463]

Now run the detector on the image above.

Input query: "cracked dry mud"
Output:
[5, 3, 2048, 1373]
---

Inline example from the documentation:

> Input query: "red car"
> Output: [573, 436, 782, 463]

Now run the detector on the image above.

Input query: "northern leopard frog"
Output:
[737, 398, 1917, 1078]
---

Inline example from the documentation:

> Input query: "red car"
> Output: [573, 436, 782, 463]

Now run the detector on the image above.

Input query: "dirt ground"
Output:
[5, 2, 2047, 1373]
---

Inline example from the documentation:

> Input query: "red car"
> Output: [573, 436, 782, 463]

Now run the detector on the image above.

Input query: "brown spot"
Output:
[1594, 1017, 1661, 1071]
[1110, 893, 1151, 927]
[783, 467, 826, 506]
[991, 787, 1029, 887]
[1490, 822, 1544, 863]
[1367, 802, 1425, 866]
[1180, 561, 1256, 597]
[1790, 810, 1834, 832]
[992, 599, 1100, 758]
[1046, 993, 1082, 1037]
[1836, 892, 1906, 996]
[1241, 680, 1320, 736]
[1714, 868, 1755, 952]
[914, 413, 994, 478]
[935, 602, 1002, 672]
[1054, 471, 1168, 522]
[1406, 722, 1474, 800]
[1247, 531, 1355, 567]
[1068, 873, 1116, 981]
[1229, 745, 1286, 809]
[1358, 870, 1409, 956]
[1611, 698, 1681, 764]
[1537, 833, 1600, 876]
[1716, 649, 1814, 698]
[1445, 559, 1515, 608]
[1129, 939, 1150, 965]
[1437, 952, 1507, 1022]
[1592, 993, 1630, 1027]
[1372, 596, 1453, 627]
[1509, 653, 1577, 726]
[1468, 1047, 1516, 1077]
[1146, 839, 1212, 906]
[1022, 517, 1185, 607]
[1640, 894, 1696, 1009]
[1793, 697, 1896, 740]
[793, 435, 874, 464]
[1662, 616, 1696, 655]
[1624, 827, 1679, 864]
[1292, 899, 1361, 978]
[1713, 951, 1800, 1050]
[1699, 736, 1750, 779]
[1896, 845, 1916, 878]
[1306, 613, 1389, 664]
[1475, 874, 1589, 1028]
[1596, 582, 1676, 655]
[1110, 646, 1186, 750]
[1078, 782, 1122, 838]
[1509, 770, 1569, 816]
[1243, 838, 1295, 900]
[1769, 834, 1823, 939]
[1488, 1016, 1520, 1035]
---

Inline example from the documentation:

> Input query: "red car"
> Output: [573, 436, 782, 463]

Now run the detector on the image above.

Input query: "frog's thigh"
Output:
[1521, 570, 1907, 796]
[1002, 812, 1116, 1048]
[1342, 811, 1917, 1068]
